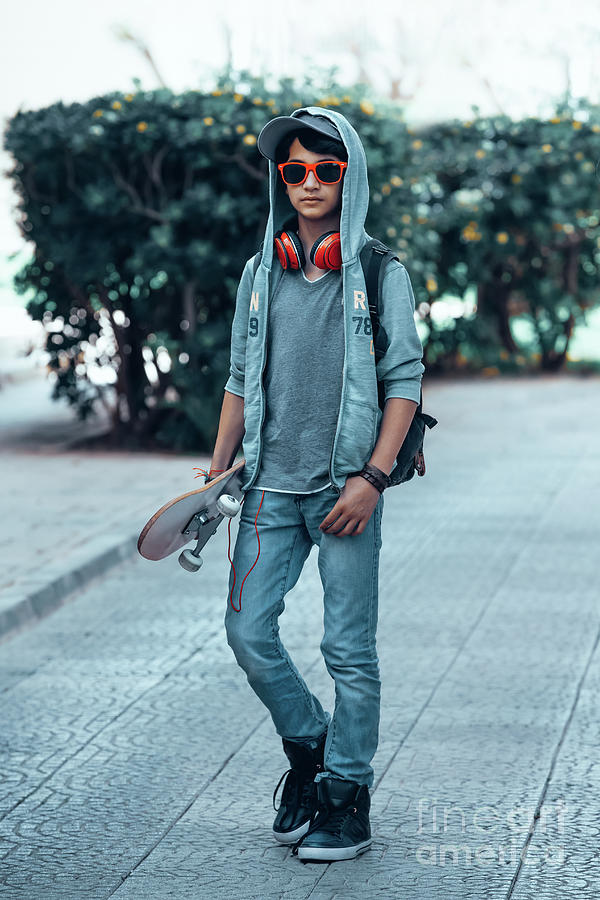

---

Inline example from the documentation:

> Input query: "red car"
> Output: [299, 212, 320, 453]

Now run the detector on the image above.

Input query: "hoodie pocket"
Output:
[335, 399, 379, 472]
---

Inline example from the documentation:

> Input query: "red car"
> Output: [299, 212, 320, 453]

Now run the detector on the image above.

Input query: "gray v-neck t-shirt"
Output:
[253, 266, 345, 494]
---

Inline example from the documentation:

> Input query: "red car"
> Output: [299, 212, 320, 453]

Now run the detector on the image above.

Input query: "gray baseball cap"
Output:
[257, 111, 343, 161]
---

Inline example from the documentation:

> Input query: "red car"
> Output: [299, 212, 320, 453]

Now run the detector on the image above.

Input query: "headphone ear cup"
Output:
[310, 231, 342, 270]
[274, 230, 305, 270]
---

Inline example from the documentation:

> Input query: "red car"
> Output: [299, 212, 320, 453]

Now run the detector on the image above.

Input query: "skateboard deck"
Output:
[137, 459, 246, 572]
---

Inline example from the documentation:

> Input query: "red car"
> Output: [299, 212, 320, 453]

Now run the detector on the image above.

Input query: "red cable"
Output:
[228, 490, 264, 613]
[189, 467, 263, 614]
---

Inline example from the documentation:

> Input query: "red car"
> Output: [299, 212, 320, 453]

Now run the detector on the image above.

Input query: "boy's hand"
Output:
[319, 476, 381, 537]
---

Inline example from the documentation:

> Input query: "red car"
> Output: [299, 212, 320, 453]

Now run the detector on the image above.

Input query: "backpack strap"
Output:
[359, 239, 400, 413]
[359, 239, 398, 349]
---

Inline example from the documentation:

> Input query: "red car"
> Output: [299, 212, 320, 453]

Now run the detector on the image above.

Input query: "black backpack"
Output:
[359, 238, 437, 486]
[251, 239, 438, 486]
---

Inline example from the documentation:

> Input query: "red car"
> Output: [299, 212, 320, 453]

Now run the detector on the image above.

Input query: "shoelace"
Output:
[291, 801, 358, 855]
[272, 768, 316, 812]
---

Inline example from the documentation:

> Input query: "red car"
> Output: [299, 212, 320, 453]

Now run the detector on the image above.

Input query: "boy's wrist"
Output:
[347, 462, 391, 494]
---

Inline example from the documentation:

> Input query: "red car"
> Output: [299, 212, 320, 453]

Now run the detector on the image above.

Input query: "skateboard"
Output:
[137, 459, 246, 572]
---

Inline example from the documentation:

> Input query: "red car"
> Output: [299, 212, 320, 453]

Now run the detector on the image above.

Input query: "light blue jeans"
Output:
[224, 484, 384, 788]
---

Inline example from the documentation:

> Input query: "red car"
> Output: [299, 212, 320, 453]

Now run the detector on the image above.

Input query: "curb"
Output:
[0, 532, 139, 644]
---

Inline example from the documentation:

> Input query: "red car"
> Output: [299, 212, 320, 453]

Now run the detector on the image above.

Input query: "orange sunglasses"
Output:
[278, 160, 348, 186]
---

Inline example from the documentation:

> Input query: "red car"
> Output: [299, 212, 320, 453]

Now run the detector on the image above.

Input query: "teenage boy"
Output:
[207, 106, 425, 861]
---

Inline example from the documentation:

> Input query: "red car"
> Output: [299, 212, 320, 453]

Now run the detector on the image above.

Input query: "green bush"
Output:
[4, 70, 600, 450]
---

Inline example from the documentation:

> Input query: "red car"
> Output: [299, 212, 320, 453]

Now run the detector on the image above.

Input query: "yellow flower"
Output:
[475, 149, 486, 158]
[292, 101, 302, 108]
[360, 99, 374, 115]
[93, 109, 103, 118]
[327, 96, 341, 106]
[233, 93, 244, 103]
[426, 277, 438, 293]
[401, 214, 411, 224]
[112, 101, 122, 110]
[552, 222, 563, 231]
[381, 184, 391, 195]
[499, 349, 509, 360]
[496, 232, 509, 243]
[572, 120, 582, 129]
[412, 139, 423, 149]
[211, 89, 223, 96]
[463, 120, 473, 127]
[542, 143, 552, 152]
[204, 117, 214, 126]
[235, 124, 246, 134]
[511, 174, 522, 183]
[390, 175, 403, 187]
[417, 216, 428, 224]
[243, 134, 257, 146]
[549, 116, 561, 124]
[124, 93, 134, 102]
[482, 366, 500, 376]
[266, 98, 276, 106]
[592, 124, 600, 133]
[136, 121, 148, 132]
[574, 151, 584, 160]
[253, 97, 264, 105]
[342, 95, 352, 103]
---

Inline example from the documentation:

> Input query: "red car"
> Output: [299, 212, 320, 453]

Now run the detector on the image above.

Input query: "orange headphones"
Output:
[274, 229, 342, 271]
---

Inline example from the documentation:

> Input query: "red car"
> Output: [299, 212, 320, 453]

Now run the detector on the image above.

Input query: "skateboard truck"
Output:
[137, 459, 246, 571]
[178, 493, 241, 572]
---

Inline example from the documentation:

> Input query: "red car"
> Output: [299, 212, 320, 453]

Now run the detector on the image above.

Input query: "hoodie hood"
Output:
[260, 106, 370, 269]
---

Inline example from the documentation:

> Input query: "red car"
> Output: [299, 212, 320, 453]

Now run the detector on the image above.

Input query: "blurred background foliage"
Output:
[3, 68, 600, 450]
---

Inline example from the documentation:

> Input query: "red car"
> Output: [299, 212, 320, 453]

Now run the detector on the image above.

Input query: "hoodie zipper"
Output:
[328, 269, 346, 495]
[244, 268, 270, 492]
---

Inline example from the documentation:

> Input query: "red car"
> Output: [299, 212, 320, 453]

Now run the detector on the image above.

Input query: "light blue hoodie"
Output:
[224, 106, 425, 493]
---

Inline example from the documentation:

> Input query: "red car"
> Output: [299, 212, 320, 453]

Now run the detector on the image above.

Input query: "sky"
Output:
[1, 0, 599, 296]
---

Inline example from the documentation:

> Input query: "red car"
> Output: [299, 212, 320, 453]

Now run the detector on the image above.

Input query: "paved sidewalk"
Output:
[0, 375, 210, 640]
[0, 373, 599, 898]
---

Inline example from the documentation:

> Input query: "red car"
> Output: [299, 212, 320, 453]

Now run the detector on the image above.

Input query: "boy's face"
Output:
[282, 137, 344, 224]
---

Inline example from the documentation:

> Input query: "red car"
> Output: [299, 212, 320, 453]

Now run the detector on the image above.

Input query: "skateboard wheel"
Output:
[216, 494, 241, 517]
[179, 549, 203, 572]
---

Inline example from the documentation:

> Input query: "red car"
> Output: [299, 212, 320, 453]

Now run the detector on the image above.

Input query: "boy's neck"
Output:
[296, 211, 341, 257]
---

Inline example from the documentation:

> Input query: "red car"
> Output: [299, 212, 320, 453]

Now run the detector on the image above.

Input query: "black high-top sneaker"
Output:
[292, 776, 372, 861]
[272, 732, 326, 844]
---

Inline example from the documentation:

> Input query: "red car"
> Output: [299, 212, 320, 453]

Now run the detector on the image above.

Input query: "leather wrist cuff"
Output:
[348, 462, 391, 494]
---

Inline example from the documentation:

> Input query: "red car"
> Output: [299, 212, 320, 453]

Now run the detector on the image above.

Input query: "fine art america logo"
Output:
[414, 798, 567, 866]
